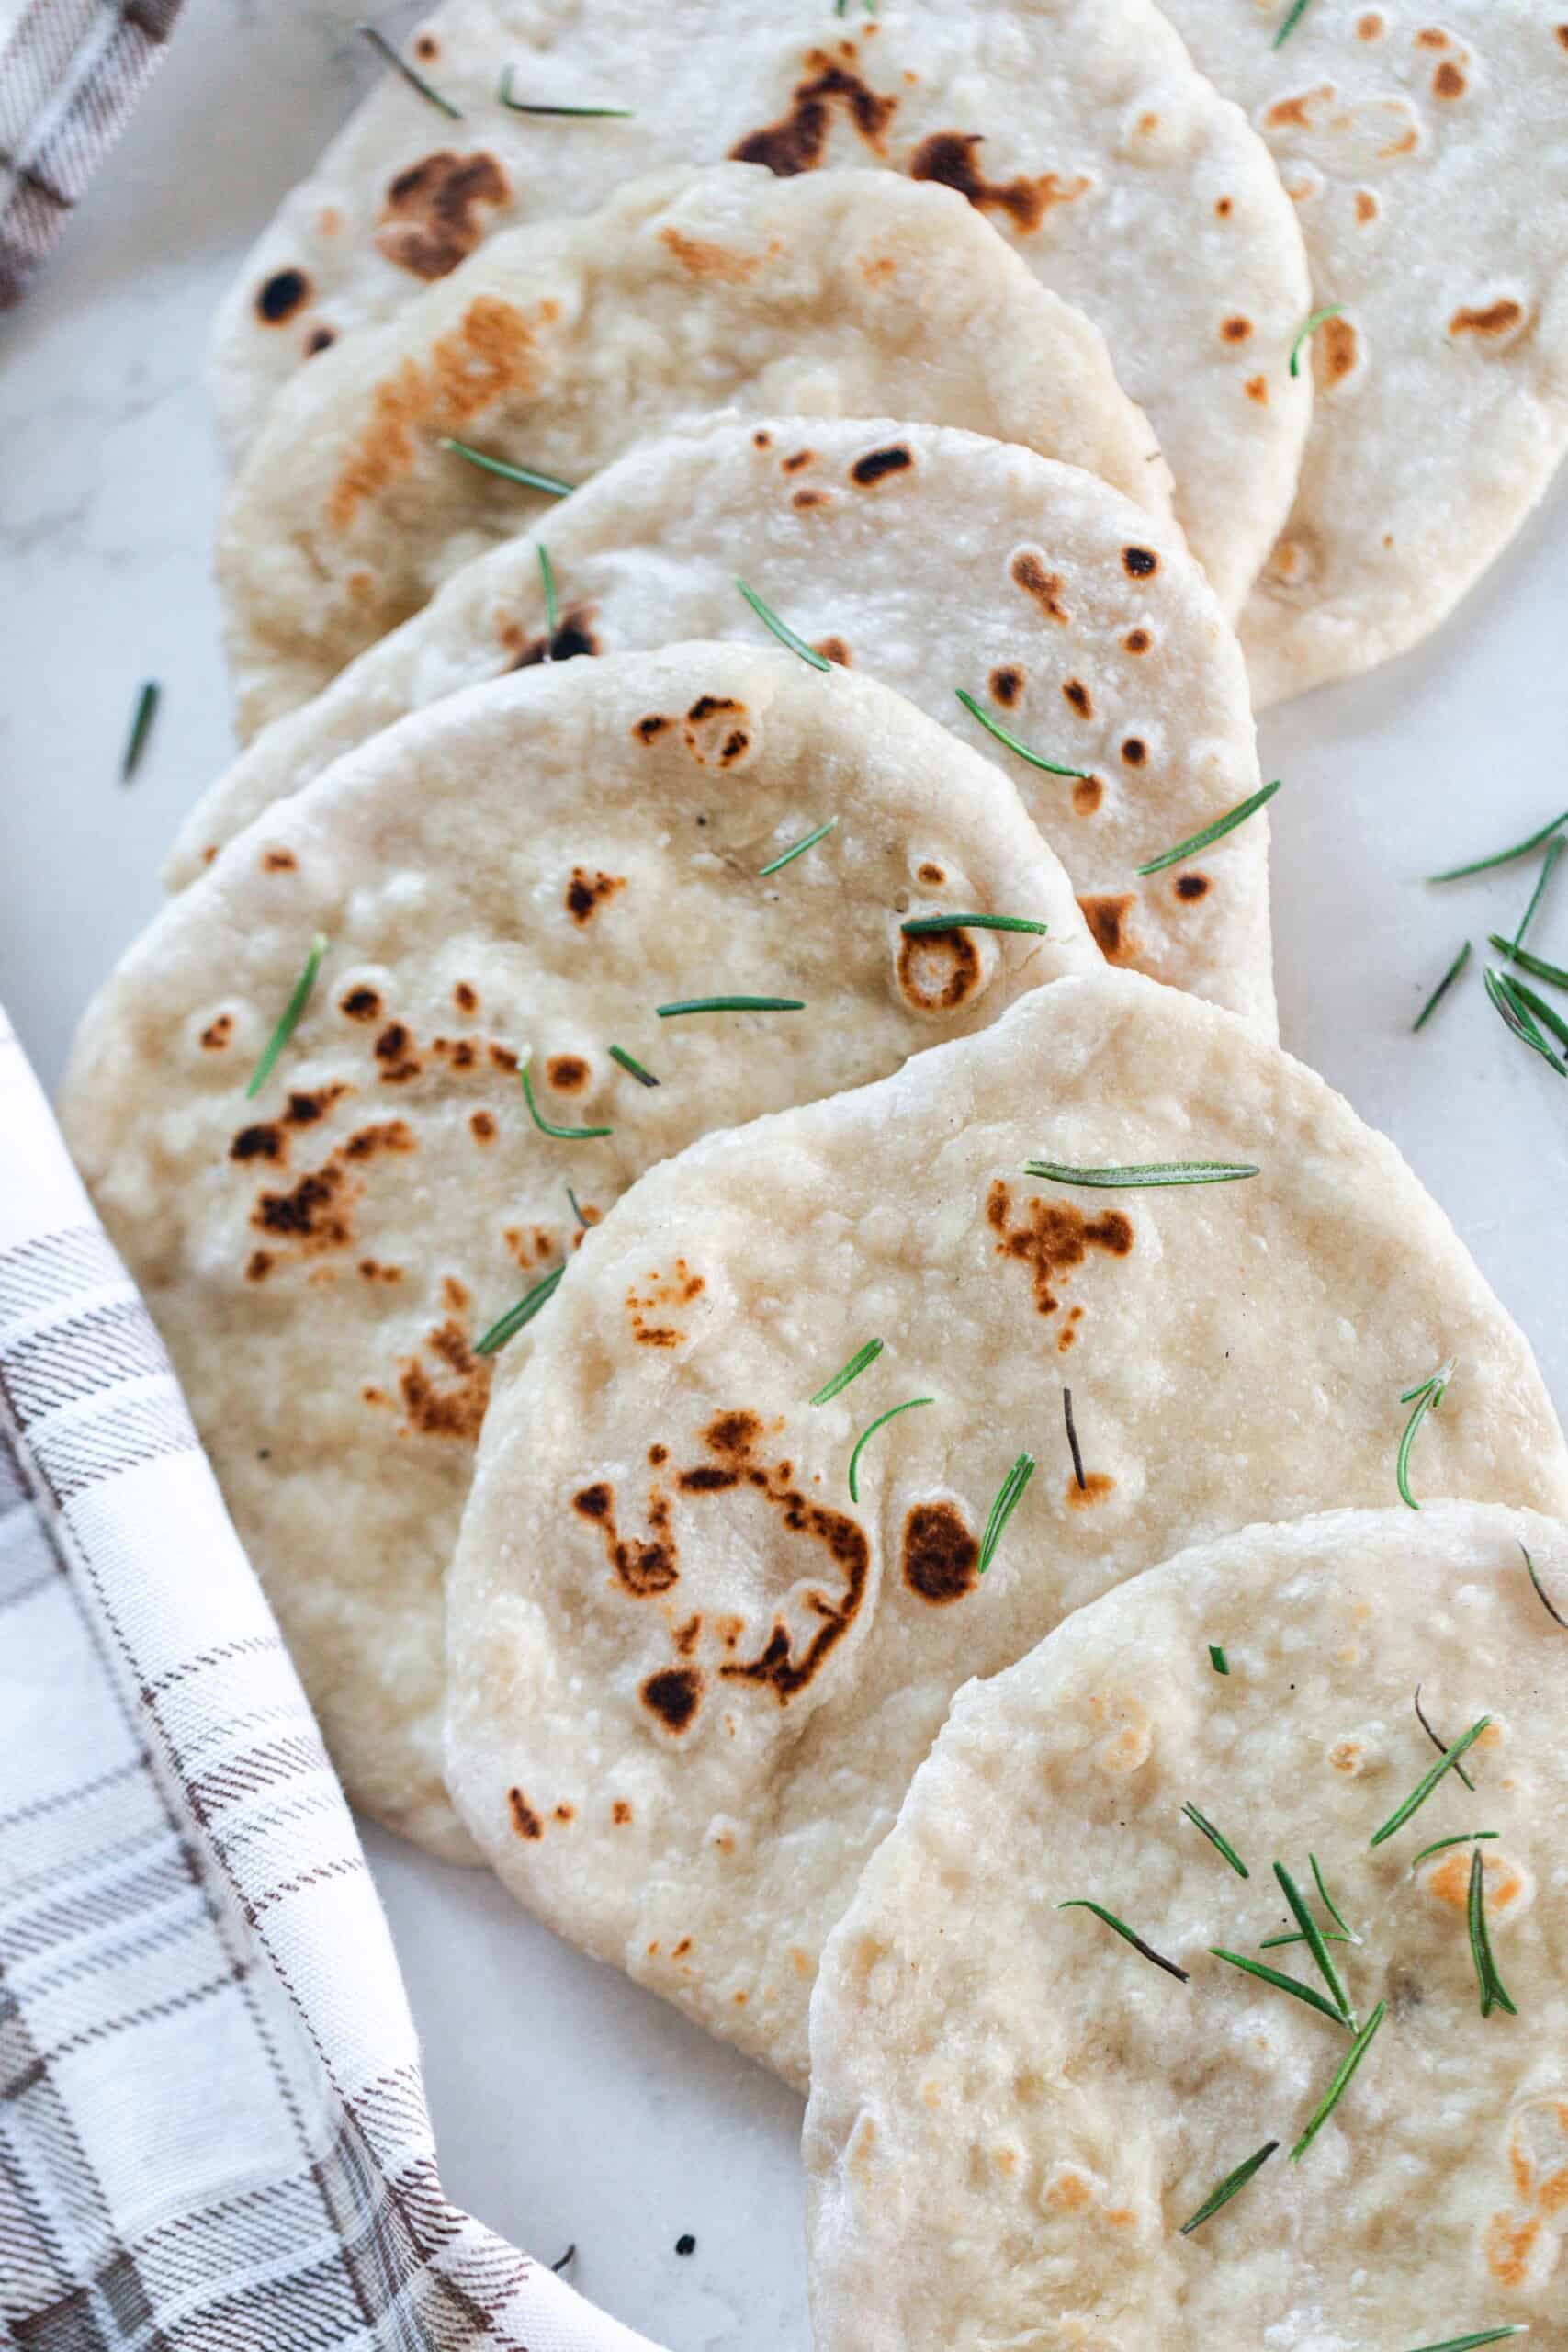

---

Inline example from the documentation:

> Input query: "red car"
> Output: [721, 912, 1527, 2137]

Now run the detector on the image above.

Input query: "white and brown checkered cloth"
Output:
[0, 1002, 663, 2350]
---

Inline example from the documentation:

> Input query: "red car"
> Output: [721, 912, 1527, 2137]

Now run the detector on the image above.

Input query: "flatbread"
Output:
[1156, 0, 1568, 705]
[443, 968, 1568, 2078]
[59, 645, 1102, 1860]
[217, 164, 1172, 740]
[805, 1503, 1568, 2352]
[179, 416, 1275, 1032]
[210, 0, 1311, 614]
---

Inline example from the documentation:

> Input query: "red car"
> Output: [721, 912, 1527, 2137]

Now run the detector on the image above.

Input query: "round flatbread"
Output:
[59, 645, 1100, 1859]
[179, 416, 1275, 1031]
[211, 0, 1311, 614]
[443, 968, 1568, 2078]
[1156, 0, 1568, 705]
[805, 1503, 1568, 2352]
[218, 164, 1172, 740]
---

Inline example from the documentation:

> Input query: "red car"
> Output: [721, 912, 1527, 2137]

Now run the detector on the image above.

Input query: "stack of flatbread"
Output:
[61, 3, 1568, 2340]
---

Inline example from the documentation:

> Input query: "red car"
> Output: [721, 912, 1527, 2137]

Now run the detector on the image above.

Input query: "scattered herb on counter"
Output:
[735, 580, 832, 671]
[498, 66, 632, 115]
[1521, 1540, 1568, 1630]
[1483, 966, 1568, 1075]
[246, 934, 327, 1101]
[550, 2245, 577, 2275]
[608, 1044, 660, 1088]
[1023, 1159, 1259, 1189]
[1427, 807, 1568, 883]
[901, 912, 1049, 937]
[120, 680, 160, 784]
[1466, 1845, 1517, 2019]
[760, 819, 838, 876]
[977, 1452, 1034, 1576]
[1416, 1683, 1475, 1791]
[847, 1397, 933, 1504]
[1289, 305, 1344, 377]
[440, 437, 576, 497]
[656, 995, 806, 1018]
[1136, 779, 1281, 876]
[1062, 1385, 1087, 1493]
[1412, 941, 1471, 1033]
[1395, 1356, 1456, 1510]
[1178, 2139, 1279, 2235]
[1370, 1714, 1490, 1848]
[811, 1339, 885, 1408]
[954, 689, 1090, 779]
[474, 1262, 565, 1357]
[357, 23, 463, 117]
[1509, 832, 1565, 953]
[1500, 970, 1568, 1057]
[1487, 931, 1568, 989]
[1058, 1900, 1190, 1984]
[1181, 1803, 1249, 1880]
[1291, 2000, 1386, 2160]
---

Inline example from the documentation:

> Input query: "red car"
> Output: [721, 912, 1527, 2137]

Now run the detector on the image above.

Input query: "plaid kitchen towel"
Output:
[0, 1001, 662, 2350]
[0, 0, 184, 309]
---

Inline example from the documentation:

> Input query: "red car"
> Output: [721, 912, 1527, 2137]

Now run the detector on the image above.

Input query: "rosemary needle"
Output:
[1416, 1683, 1475, 1791]
[1510, 832, 1566, 951]
[474, 1263, 564, 1356]
[736, 580, 832, 671]
[1136, 780, 1280, 876]
[440, 437, 575, 497]
[1289, 305, 1344, 377]
[1178, 2140, 1278, 2235]
[1484, 966, 1568, 1075]
[1291, 2000, 1386, 2161]
[900, 913, 1049, 937]
[1208, 1644, 1229, 1676]
[537, 545, 558, 643]
[1311, 1854, 1361, 1944]
[357, 23, 463, 117]
[520, 1048, 613, 1141]
[1024, 1159, 1258, 1189]
[498, 65, 632, 115]
[607, 1044, 659, 1088]
[120, 680, 160, 783]
[1059, 1900, 1190, 1984]
[246, 934, 327, 1100]
[977, 1453, 1034, 1575]
[760, 819, 837, 877]
[1063, 1386, 1087, 1492]
[1273, 1861, 1355, 2025]
[1272, 0, 1315, 48]
[1412, 940, 1472, 1033]
[1210, 1948, 1351, 2030]
[1501, 971, 1568, 1057]
[954, 689, 1089, 780]
[1370, 1715, 1491, 1847]
[1522, 1539, 1568, 1629]
[1401, 2335, 1524, 2352]
[656, 996, 805, 1018]
[1181, 1803, 1249, 1879]
[1395, 1357, 1455, 1510]
[1467, 1844, 1518, 2018]
[1488, 931, 1568, 989]
[1409, 1830, 1498, 1871]
[848, 1397, 933, 1503]
[1428, 805, 1568, 882]
[811, 1339, 884, 1408]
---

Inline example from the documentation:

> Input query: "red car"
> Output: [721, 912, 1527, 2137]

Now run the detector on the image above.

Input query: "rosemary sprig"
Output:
[1428, 806, 1568, 883]
[1209, 1644, 1229, 1676]
[736, 580, 831, 672]
[1413, 940, 1472, 1032]
[1410, 1830, 1497, 1871]
[977, 1453, 1034, 1575]
[954, 690, 1089, 779]
[474, 1263, 564, 1357]
[1522, 1539, 1568, 1629]
[607, 1044, 659, 1088]
[1181, 1803, 1249, 1879]
[120, 679, 160, 783]
[1416, 1683, 1474, 1791]
[1370, 1715, 1491, 1847]
[811, 1339, 884, 1408]
[1291, 1999, 1386, 2161]
[1271, 0, 1315, 48]
[1403, 2335, 1524, 2352]
[1135, 780, 1280, 876]
[440, 437, 575, 497]
[246, 934, 327, 1100]
[1178, 2140, 1279, 2235]
[847, 1397, 933, 1503]
[900, 912, 1049, 937]
[356, 25, 462, 116]
[1311, 1853, 1361, 1945]
[520, 1048, 612, 1140]
[1467, 1845, 1518, 2019]
[1058, 1900, 1190, 1984]
[760, 819, 837, 877]
[1063, 1386, 1087, 1492]
[1288, 304, 1344, 376]
[537, 545, 558, 642]
[1273, 1861, 1355, 2025]
[1395, 1356, 1455, 1510]
[498, 65, 632, 115]
[1023, 1159, 1258, 1189]
[656, 996, 806, 1018]
[1210, 1948, 1351, 2030]
[1511, 832, 1566, 951]
[1488, 931, 1568, 989]
[1484, 966, 1568, 1075]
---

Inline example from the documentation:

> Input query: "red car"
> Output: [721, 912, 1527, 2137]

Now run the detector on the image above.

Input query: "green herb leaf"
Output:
[759, 819, 838, 877]
[1497, 969, 1568, 1057]
[1181, 1803, 1249, 1879]
[900, 912, 1049, 937]
[1209, 1643, 1229, 1676]
[1484, 966, 1568, 1075]
[1178, 2140, 1279, 2235]
[811, 1339, 884, 1408]
[1063, 1385, 1087, 1493]
[1059, 1900, 1190, 1984]
[1370, 1715, 1491, 1848]
[567, 1186, 590, 1230]
[1310, 1853, 1360, 1945]
[1273, 1861, 1355, 2026]
[1271, 0, 1316, 48]
[1291, 2000, 1386, 2161]
[1135, 779, 1281, 876]
[656, 996, 806, 1018]
[954, 689, 1090, 779]
[1402, 2330, 1524, 2351]
[1522, 1539, 1568, 1630]
[977, 1452, 1034, 1576]
[1409, 1830, 1498, 1871]
[1395, 1356, 1455, 1511]
[1416, 1682, 1474, 1791]
[736, 580, 832, 671]
[520, 1047, 613, 1140]
[498, 64, 632, 114]
[1510, 832, 1566, 952]
[357, 23, 464, 116]
[607, 1043, 660, 1088]
[1024, 1159, 1258, 1189]
[1211, 1948, 1352, 2030]
[1467, 1844, 1518, 2019]
[847, 1396, 933, 1503]
[474, 1263, 564, 1357]
[120, 680, 160, 784]
[1428, 807, 1568, 883]
[1487, 931, 1568, 990]
[440, 437, 575, 496]
[1258, 1930, 1352, 1951]
[1413, 940, 1472, 1033]
[537, 544, 558, 642]
[1288, 304, 1344, 376]
[246, 934, 327, 1101]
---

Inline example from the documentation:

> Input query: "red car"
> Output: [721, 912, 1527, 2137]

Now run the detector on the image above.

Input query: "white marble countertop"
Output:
[3, 6, 1567, 2345]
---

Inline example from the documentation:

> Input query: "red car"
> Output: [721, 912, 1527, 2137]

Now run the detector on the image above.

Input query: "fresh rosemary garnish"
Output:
[1058, 1900, 1190, 1984]
[1428, 806, 1568, 883]
[246, 934, 327, 1100]
[1416, 1683, 1475, 1791]
[759, 819, 837, 877]
[1487, 931, 1568, 989]
[498, 66, 632, 115]
[1271, 0, 1315, 48]
[567, 1185, 590, 1229]
[1484, 965, 1568, 1075]
[1291, 1999, 1386, 2161]
[1135, 779, 1281, 876]
[1178, 2140, 1279, 2235]
[1395, 1356, 1455, 1510]
[1181, 1803, 1249, 1879]
[1310, 1853, 1361, 1945]
[954, 690, 1089, 780]
[811, 1339, 884, 1408]
[357, 24, 463, 117]
[607, 1044, 660, 1088]
[1510, 832, 1565, 951]
[656, 996, 806, 1018]
[538, 545, 558, 643]
[900, 912, 1049, 937]
[1403, 2332, 1524, 2351]
[977, 1453, 1034, 1576]
[736, 580, 831, 672]
[1210, 1948, 1352, 2030]
[474, 1263, 564, 1356]
[1369, 1715, 1491, 1848]
[120, 679, 160, 783]
[1209, 1644, 1229, 1676]
[847, 1397, 933, 1503]
[1273, 1861, 1355, 2026]
[1413, 940, 1472, 1033]
[440, 437, 575, 497]
[1410, 1830, 1497, 1871]
[1063, 1386, 1087, 1492]
[1023, 1159, 1259, 1189]
[520, 1047, 613, 1140]
[1466, 1845, 1517, 2019]
[1522, 1539, 1568, 1629]
[1288, 304, 1344, 376]
[1499, 970, 1568, 1057]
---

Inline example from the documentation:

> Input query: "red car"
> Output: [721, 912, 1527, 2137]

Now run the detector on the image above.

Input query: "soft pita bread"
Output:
[59, 645, 1100, 1859]
[443, 969, 1568, 2078]
[806, 1503, 1568, 2352]
[211, 0, 1310, 612]
[1158, 0, 1568, 705]
[217, 164, 1171, 739]
[179, 416, 1275, 1031]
